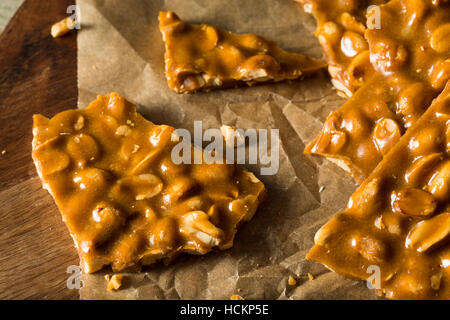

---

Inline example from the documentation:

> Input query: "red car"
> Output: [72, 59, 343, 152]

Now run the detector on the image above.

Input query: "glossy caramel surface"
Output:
[159, 11, 326, 93]
[308, 82, 450, 299]
[32, 93, 266, 273]
[304, 0, 449, 183]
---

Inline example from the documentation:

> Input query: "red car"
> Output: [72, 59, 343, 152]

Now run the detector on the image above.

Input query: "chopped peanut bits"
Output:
[303, 0, 450, 183]
[51, 17, 77, 38]
[32, 93, 266, 273]
[159, 11, 326, 93]
[307, 83, 450, 299]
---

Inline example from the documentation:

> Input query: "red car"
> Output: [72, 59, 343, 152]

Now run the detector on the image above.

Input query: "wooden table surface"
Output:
[0, 1, 24, 33]
[0, 0, 79, 299]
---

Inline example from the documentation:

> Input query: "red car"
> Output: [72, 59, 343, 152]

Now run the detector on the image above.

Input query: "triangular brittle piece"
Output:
[307, 82, 450, 299]
[158, 11, 326, 93]
[32, 93, 266, 273]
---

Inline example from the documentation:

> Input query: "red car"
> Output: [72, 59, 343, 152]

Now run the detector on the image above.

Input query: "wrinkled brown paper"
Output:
[77, 0, 380, 299]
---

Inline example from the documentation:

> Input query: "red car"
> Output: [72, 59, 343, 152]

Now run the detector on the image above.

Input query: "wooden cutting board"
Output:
[0, 0, 79, 299]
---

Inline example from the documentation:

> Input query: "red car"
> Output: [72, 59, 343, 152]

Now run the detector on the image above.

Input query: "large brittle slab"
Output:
[32, 93, 266, 273]
[159, 11, 326, 93]
[307, 82, 450, 299]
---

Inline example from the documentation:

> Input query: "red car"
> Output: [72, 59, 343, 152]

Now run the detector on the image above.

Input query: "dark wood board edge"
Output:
[0, 0, 79, 299]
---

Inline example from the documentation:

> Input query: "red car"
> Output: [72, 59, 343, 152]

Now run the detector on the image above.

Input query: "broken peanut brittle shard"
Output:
[307, 82, 450, 299]
[304, 0, 450, 183]
[158, 11, 326, 93]
[32, 93, 266, 273]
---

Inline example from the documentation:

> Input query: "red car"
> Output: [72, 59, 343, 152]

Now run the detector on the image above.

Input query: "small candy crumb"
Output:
[288, 275, 297, 286]
[1, 150, 6, 155]
[319, 186, 325, 193]
[230, 294, 244, 300]
[107, 274, 124, 291]
[308, 273, 315, 281]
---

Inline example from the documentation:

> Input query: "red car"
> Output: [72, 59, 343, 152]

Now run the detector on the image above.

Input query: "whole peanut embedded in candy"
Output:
[162, 177, 197, 205]
[404, 153, 444, 185]
[430, 23, 450, 54]
[340, 31, 367, 58]
[408, 126, 442, 157]
[373, 118, 401, 155]
[391, 188, 437, 217]
[346, 51, 372, 87]
[201, 25, 219, 50]
[337, 12, 365, 34]
[35, 147, 70, 177]
[66, 134, 99, 167]
[351, 234, 388, 263]
[370, 38, 408, 74]
[426, 160, 450, 202]
[319, 22, 342, 46]
[88, 202, 124, 245]
[397, 82, 434, 127]
[406, 212, 450, 253]
[430, 59, 450, 91]
[148, 217, 177, 251]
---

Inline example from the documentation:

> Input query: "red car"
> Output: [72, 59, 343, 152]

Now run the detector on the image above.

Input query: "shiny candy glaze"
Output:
[308, 82, 450, 299]
[32, 93, 266, 273]
[303, 0, 450, 183]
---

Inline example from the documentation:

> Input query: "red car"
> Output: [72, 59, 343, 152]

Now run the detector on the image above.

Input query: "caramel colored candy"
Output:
[31, 93, 266, 273]
[159, 11, 325, 93]
[307, 83, 450, 299]
[303, 1, 449, 183]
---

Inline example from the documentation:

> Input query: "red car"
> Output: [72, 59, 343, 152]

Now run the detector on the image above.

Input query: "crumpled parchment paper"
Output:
[77, 0, 380, 299]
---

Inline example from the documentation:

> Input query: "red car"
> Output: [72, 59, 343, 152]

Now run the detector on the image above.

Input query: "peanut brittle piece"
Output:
[305, 0, 449, 183]
[307, 82, 450, 299]
[32, 93, 266, 273]
[296, 0, 388, 95]
[159, 11, 326, 93]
